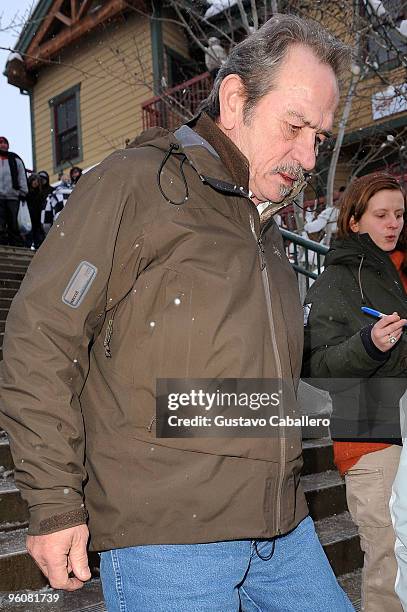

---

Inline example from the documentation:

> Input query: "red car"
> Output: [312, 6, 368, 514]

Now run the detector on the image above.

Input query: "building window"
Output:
[49, 84, 82, 172]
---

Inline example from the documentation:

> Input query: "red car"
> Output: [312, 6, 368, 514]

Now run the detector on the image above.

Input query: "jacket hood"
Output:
[127, 118, 308, 215]
[326, 233, 388, 268]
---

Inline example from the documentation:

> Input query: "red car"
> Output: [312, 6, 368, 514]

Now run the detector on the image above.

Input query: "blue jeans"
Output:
[100, 516, 354, 611]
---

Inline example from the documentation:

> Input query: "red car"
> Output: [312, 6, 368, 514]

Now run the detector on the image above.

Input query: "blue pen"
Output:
[361, 306, 407, 326]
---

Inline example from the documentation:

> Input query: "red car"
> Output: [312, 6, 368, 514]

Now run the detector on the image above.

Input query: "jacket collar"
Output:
[176, 113, 307, 219]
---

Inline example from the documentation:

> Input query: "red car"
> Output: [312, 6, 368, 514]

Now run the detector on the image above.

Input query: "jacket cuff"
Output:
[28, 507, 88, 536]
[360, 324, 389, 362]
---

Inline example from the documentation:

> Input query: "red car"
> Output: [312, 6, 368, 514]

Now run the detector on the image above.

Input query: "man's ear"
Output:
[218, 74, 245, 130]
[349, 215, 359, 233]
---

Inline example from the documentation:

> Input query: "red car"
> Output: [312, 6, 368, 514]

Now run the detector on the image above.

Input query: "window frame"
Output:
[49, 84, 83, 175]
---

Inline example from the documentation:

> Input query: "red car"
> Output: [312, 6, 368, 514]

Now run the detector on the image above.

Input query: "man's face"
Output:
[0, 138, 9, 152]
[222, 44, 339, 204]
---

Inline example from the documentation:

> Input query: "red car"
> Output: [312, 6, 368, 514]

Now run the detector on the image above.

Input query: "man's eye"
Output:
[287, 124, 301, 134]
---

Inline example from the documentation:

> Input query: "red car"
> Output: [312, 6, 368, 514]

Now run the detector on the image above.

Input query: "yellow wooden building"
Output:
[5, 0, 406, 185]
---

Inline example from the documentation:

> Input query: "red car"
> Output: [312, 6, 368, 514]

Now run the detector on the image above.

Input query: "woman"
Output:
[303, 173, 407, 612]
[26, 173, 46, 249]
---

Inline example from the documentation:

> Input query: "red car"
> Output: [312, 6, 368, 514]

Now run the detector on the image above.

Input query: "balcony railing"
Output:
[142, 72, 213, 130]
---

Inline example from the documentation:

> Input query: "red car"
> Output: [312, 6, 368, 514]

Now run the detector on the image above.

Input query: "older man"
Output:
[0, 14, 353, 611]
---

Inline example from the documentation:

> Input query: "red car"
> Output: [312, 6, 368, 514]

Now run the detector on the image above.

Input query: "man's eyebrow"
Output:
[286, 110, 332, 138]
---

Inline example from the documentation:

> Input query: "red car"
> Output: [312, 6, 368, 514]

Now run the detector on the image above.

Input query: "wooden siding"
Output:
[162, 13, 189, 59]
[32, 12, 153, 181]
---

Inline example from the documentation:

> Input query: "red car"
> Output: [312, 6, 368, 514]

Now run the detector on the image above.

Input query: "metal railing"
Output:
[142, 72, 213, 130]
[280, 228, 329, 298]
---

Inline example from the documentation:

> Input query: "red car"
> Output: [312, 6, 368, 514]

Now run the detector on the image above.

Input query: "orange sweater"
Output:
[334, 250, 407, 475]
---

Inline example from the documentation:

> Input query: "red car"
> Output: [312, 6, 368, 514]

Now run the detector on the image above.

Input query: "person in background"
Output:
[42, 173, 73, 234]
[0, 136, 28, 246]
[304, 186, 345, 246]
[26, 174, 46, 250]
[70, 166, 82, 185]
[205, 36, 228, 81]
[303, 173, 407, 612]
[38, 170, 54, 198]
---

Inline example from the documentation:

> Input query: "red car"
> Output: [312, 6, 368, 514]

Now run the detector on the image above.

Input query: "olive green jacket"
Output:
[0, 117, 307, 550]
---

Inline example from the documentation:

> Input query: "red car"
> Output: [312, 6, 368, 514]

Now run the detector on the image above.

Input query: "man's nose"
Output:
[293, 138, 316, 172]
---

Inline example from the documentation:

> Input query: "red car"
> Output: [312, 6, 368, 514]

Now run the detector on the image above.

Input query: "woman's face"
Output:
[350, 189, 405, 251]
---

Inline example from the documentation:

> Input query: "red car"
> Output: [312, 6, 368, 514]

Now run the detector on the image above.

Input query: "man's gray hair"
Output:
[203, 14, 351, 121]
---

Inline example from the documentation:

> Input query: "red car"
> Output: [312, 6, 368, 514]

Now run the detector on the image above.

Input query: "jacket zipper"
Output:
[103, 304, 119, 358]
[249, 210, 285, 536]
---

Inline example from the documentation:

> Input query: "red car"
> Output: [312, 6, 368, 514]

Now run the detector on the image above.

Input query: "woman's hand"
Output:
[371, 313, 407, 352]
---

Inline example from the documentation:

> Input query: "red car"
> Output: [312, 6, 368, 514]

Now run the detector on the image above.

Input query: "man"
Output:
[0, 15, 353, 611]
[0, 136, 28, 245]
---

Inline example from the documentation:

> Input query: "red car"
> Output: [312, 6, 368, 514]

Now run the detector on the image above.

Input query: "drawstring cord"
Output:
[254, 538, 276, 561]
[358, 255, 365, 304]
[157, 144, 189, 206]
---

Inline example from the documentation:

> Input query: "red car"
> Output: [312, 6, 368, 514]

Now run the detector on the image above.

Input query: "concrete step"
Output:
[302, 437, 335, 475]
[0, 288, 18, 299]
[0, 578, 105, 611]
[0, 308, 10, 322]
[315, 511, 363, 577]
[0, 479, 29, 527]
[0, 436, 13, 470]
[0, 279, 21, 290]
[0, 529, 48, 591]
[0, 246, 33, 256]
[0, 297, 13, 309]
[0, 271, 26, 282]
[338, 569, 362, 611]
[303, 469, 346, 520]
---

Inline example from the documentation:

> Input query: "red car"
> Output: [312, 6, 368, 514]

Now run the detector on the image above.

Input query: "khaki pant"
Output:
[345, 445, 402, 612]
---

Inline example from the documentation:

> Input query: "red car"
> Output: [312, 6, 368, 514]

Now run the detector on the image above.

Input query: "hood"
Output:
[127, 120, 308, 218]
[325, 233, 388, 268]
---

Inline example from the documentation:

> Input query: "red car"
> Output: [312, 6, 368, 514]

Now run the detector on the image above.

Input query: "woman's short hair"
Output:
[337, 173, 406, 239]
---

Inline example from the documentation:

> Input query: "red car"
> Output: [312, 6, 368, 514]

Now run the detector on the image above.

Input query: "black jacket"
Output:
[302, 233, 407, 442]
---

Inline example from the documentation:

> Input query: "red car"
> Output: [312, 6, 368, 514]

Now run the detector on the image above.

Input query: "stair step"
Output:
[0, 437, 13, 470]
[304, 470, 346, 520]
[302, 438, 335, 475]
[0, 528, 48, 590]
[0, 288, 18, 299]
[0, 271, 26, 281]
[0, 279, 21, 290]
[0, 308, 10, 322]
[0, 578, 105, 611]
[0, 479, 29, 526]
[315, 511, 363, 577]
[338, 569, 362, 611]
[0, 297, 13, 309]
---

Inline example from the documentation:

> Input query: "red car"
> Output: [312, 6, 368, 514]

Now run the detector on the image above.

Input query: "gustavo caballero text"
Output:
[168, 415, 329, 428]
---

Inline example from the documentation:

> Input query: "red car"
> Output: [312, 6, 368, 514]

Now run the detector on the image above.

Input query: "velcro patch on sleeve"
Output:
[62, 261, 98, 308]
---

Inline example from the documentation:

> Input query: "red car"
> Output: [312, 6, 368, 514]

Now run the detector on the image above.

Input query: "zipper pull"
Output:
[103, 303, 119, 358]
[258, 237, 266, 270]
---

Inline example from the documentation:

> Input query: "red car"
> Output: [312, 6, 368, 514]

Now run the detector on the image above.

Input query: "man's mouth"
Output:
[279, 173, 296, 185]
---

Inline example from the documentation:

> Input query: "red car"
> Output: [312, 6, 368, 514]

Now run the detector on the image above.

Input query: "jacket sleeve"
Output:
[0, 152, 138, 535]
[16, 158, 28, 197]
[302, 285, 393, 381]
